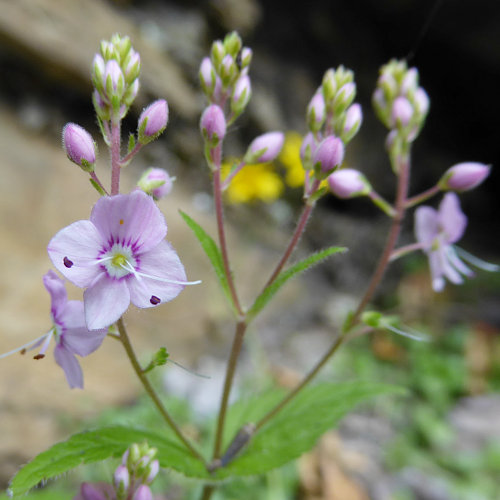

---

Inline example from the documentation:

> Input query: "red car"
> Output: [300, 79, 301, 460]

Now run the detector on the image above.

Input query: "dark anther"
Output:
[150, 295, 161, 305]
[20, 348, 26, 355]
[63, 257, 74, 268]
[33, 354, 45, 360]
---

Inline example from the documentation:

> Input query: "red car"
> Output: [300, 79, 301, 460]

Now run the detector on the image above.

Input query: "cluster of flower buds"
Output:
[373, 59, 429, 145]
[301, 67, 362, 187]
[91, 34, 141, 121]
[199, 31, 252, 126]
[76, 443, 159, 500]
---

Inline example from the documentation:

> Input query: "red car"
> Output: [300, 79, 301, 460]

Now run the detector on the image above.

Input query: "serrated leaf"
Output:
[247, 246, 347, 322]
[179, 210, 234, 309]
[218, 381, 405, 478]
[8, 426, 207, 497]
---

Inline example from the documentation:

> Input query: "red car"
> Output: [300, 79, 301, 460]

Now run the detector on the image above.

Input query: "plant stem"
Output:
[200, 485, 215, 500]
[116, 318, 206, 465]
[390, 242, 424, 262]
[110, 119, 121, 196]
[89, 172, 109, 195]
[120, 142, 143, 167]
[405, 184, 440, 208]
[349, 154, 410, 326]
[261, 202, 314, 291]
[212, 152, 243, 316]
[212, 320, 247, 458]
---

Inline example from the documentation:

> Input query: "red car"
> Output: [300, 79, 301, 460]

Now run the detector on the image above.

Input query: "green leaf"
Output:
[143, 347, 169, 374]
[8, 426, 207, 497]
[179, 210, 234, 309]
[247, 246, 347, 322]
[216, 381, 405, 478]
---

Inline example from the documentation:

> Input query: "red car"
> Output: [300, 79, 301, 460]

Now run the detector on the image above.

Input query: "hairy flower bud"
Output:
[200, 104, 226, 144]
[413, 87, 430, 117]
[333, 82, 356, 112]
[113, 465, 130, 494]
[439, 162, 491, 192]
[391, 96, 413, 127]
[91, 54, 105, 91]
[231, 74, 251, 114]
[244, 131, 285, 164]
[133, 485, 153, 500]
[307, 92, 326, 132]
[123, 49, 140, 84]
[138, 168, 174, 199]
[104, 59, 125, 101]
[300, 132, 317, 170]
[138, 99, 169, 144]
[313, 135, 345, 174]
[341, 103, 363, 143]
[199, 57, 216, 96]
[328, 168, 370, 198]
[62, 123, 96, 172]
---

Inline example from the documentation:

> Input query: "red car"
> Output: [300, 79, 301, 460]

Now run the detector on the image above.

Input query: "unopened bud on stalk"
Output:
[333, 82, 356, 113]
[231, 74, 251, 115]
[239, 47, 252, 68]
[328, 168, 370, 198]
[300, 132, 317, 169]
[312, 135, 345, 174]
[244, 131, 285, 163]
[62, 123, 97, 172]
[138, 99, 169, 144]
[113, 465, 129, 495]
[414, 87, 430, 117]
[138, 168, 174, 199]
[200, 104, 226, 144]
[123, 49, 140, 83]
[133, 485, 153, 500]
[199, 57, 216, 95]
[439, 162, 491, 192]
[307, 92, 326, 132]
[104, 59, 125, 101]
[391, 96, 413, 127]
[341, 103, 363, 142]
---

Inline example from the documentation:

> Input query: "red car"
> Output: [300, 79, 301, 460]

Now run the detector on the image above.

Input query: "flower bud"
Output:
[400, 67, 418, 96]
[200, 104, 226, 143]
[62, 123, 96, 172]
[413, 87, 430, 117]
[341, 103, 363, 142]
[312, 135, 345, 174]
[333, 82, 356, 112]
[113, 465, 130, 494]
[104, 59, 125, 101]
[199, 57, 216, 95]
[240, 47, 252, 68]
[328, 168, 370, 198]
[211, 40, 225, 69]
[123, 78, 140, 108]
[91, 54, 105, 91]
[79, 483, 108, 500]
[146, 459, 159, 484]
[439, 162, 491, 192]
[123, 49, 140, 83]
[220, 54, 237, 85]
[391, 96, 413, 127]
[244, 131, 285, 164]
[133, 485, 153, 500]
[322, 69, 337, 102]
[231, 74, 251, 115]
[138, 168, 174, 199]
[223, 31, 242, 58]
[138, 99, 169, 144]
[306, 91, 326, 132]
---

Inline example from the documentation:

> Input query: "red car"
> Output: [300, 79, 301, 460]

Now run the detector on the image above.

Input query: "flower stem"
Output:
[110, 118, 122, 196]
[405, 184, 440, 208]
[116, 318, 206, 465]
[368, 190, 396, 217]
[212, 320, 247, 459]
[390, 242, 424, 262]
[120, 142, 143, 167]
[212, 154, 243, 316]
[89, 172, 109, 195]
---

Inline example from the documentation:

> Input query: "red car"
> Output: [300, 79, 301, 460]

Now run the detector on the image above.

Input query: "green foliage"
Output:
[7, 426, 205, 497]
[216, 381, 403, 478]
[247, 246, 347, 322]
[143, 347, 169, 374]
[179, 211, 234, 310]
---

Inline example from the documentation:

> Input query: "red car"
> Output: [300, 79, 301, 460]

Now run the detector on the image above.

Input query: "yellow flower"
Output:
[222, 161, 284, 204]
[279, 132, 305, 188]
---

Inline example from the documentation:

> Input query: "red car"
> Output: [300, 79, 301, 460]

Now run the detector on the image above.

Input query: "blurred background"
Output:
[0, 0, 499, 499]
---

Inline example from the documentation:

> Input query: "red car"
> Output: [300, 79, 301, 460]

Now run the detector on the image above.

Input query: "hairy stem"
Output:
[212, 321, 247, 458]
[116, 318, 206, 465]
[110, 119, 121, 196]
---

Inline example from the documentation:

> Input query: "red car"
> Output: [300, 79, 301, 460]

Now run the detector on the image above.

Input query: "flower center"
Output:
[101, 244, 137, 279]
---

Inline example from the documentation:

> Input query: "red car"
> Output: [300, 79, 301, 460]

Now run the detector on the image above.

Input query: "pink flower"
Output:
[1, 271, 107, 388]
[415, 193, 473, 292]
[47, 190, 199, 330]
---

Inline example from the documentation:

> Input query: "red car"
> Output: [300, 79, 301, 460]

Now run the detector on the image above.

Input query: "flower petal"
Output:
[438, 192, 467, 243]
[129, 240, 187, 308]
[90, 190, 167, 253]
[84, 275, 130, 330]
[414, 206, 438, 247]
[47, 220, 103, 287]
[428, 251, 445, 292]
[43, 270, 67, 319]
[53, 344, 83, 389]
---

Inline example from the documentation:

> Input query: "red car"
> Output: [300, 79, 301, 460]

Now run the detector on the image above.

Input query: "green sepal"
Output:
[127, 132, 136, 154]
